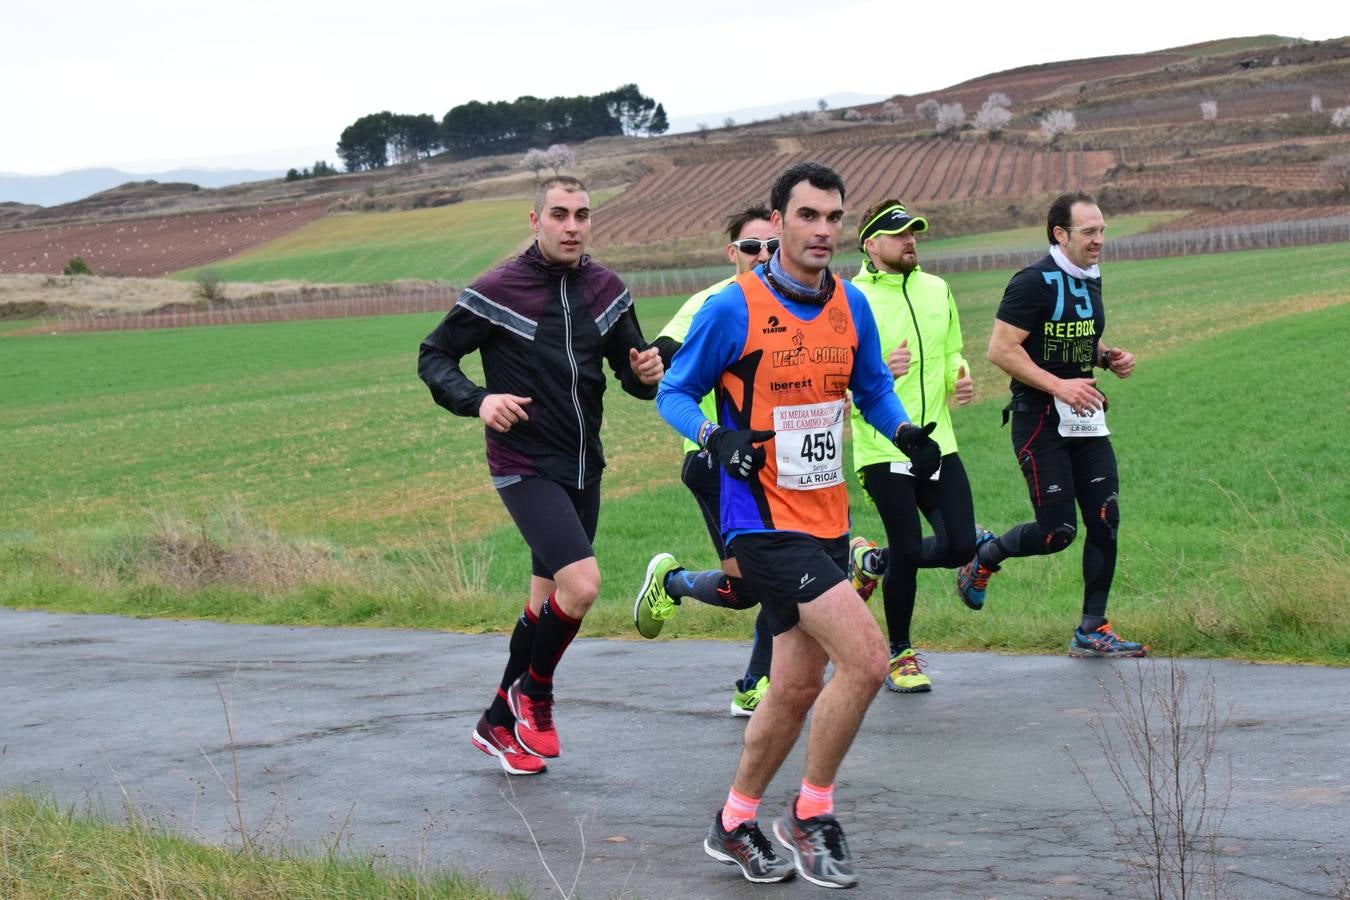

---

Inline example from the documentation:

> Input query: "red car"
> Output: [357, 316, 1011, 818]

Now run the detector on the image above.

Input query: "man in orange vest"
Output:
[657, 162, 940, 888]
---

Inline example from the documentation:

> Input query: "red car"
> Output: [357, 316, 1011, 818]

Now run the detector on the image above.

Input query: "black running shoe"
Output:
[773, 799, 858, 889]
[704, 812, 795, 883]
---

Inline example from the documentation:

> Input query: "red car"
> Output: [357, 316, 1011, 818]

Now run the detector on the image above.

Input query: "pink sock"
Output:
[720, 787, 761, 832]
[795, 779, 834, 820]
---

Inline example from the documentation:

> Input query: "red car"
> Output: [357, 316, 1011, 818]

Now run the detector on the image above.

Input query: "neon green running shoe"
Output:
[848, 536, 881, 601]
[633, 553, 682, 639]
[886, 648, 931, 693]
[731, 676, 769, 717]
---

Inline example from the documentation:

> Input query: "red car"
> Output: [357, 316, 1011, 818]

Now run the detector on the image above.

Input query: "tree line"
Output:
[337, 84, 668, 172]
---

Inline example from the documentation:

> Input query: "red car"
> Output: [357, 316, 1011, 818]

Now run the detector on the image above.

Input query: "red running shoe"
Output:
[471, 713, 546, 775]
[506, 677, 560, 758]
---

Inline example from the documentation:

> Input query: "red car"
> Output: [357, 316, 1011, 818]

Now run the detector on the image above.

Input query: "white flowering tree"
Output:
[544, 144, 576, 175]
[521, 147, 550, 180]
[974, 101, 1013, 136]
[915, 99, 940, 121]
[1332, 107, 1350, 129]
[879, 100, 903, 123]
[935, 103, 965, 136]
[1039, 109, 1077, 145]
[1310, 95, 1323, 113]
[1200, 100, 1218, 122]
[1320, 155, 1350, 194]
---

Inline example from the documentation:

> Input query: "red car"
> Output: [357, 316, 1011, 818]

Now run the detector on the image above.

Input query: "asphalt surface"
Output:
[2, 608, 1347, 899]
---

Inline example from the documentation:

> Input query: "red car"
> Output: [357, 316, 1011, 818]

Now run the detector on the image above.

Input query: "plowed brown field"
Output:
[593, 139, 1115, 245]
[0, 200, 331, 277]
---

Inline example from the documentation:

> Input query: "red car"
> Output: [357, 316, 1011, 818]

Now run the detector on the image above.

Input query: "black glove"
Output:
[893, 421, 941, 480]
[705, 427, 775, 481]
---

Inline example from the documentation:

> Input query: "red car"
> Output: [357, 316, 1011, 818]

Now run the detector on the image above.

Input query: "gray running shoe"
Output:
[704, 812, 795, 883]
[773, 800, 858, 889]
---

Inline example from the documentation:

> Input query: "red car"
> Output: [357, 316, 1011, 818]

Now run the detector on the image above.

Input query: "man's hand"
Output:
[1054, 377, 1105, 416]
[953, 365, 974, 405]
[705, 428, 775, 481]
[887, 339, 911, 378]
[892, 421, 940, 480]
[479, 394, 532, 433]
[1105, 347, 1135, 379]
[629, 346, 664, 385]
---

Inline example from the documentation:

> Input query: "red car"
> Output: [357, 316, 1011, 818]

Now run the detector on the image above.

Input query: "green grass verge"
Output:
[0, 793, 521, 899]
[172, 198, 533, 287]
[2, 246, 1347, 662]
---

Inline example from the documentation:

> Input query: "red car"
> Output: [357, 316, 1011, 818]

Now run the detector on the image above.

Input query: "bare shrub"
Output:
[1200, 100, 1218, 122]
[722, 117, 736, 129]
[915, 99, 940, 121]
[842, 108, 863, 122]
[1332, 107, 1350, 129]
[1310, 95, 1323, 113]
[195, 269, 224, 303]
[1321, 155, 1350, 194]
[935, 103, 965, 135]
[1067, 661, 1231, 900]
[1039, 108, 1077, 145]
[984, 91, 1012, 110]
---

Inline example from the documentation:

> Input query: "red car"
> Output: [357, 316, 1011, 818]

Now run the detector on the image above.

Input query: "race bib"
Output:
[889, 460, 941, 481]
[774, 399, 845, 490]
[1054, 398, 1110, 437]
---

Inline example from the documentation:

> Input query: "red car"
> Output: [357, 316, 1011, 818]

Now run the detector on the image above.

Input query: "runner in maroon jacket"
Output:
[419, 176, 664, 774]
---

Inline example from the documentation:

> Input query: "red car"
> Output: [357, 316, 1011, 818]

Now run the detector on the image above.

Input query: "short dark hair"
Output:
[1047, 191, 1097, 246]
[769, 162, 845, 216]
[724, 205, 772, 242]
[534, 175, 588, 215]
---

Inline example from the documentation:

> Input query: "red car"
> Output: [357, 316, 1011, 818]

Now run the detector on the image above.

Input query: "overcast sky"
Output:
[2, 1, 1341, 175]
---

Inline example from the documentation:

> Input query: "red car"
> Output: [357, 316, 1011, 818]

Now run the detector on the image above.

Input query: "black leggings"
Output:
[989, 407, 1120, 619]
[860, 454, 976, 650]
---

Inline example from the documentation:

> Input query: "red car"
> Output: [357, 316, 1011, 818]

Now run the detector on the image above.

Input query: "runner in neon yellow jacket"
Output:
[846, 200, 997, 694]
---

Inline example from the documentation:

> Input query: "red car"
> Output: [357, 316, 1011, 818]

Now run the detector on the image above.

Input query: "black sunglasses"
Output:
[731, 238, 779, 256]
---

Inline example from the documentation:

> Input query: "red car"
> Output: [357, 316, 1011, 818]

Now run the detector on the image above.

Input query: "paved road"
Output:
[2, 608, 1347, 898]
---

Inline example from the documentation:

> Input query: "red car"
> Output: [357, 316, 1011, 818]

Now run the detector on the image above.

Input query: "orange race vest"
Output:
[716, 270, 858, 538]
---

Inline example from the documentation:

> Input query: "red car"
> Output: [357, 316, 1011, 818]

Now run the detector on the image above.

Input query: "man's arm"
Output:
[605, 304, 661, 399]
[418, 304, 494, 417]
[987, 319, 1104, 414]
[656, 286, 748, 443]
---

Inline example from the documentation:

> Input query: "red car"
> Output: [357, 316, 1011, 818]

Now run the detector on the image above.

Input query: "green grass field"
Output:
[172, 198, 533, 287]
[3, 244, 1347, 661]
[0, 793, 519, 899]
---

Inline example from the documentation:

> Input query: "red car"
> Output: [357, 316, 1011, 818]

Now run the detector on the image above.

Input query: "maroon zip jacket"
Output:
[418, 243, 656, 490]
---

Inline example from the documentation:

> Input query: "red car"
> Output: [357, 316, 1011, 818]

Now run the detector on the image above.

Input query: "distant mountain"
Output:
[0, 167, 287, 208]
[665, 92, 888, 134]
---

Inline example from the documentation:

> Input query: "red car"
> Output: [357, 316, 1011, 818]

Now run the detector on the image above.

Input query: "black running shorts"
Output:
[728, 531, 849, 635]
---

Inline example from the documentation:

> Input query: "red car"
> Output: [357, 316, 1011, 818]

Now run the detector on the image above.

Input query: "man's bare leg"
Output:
[794, 581, 889, 785]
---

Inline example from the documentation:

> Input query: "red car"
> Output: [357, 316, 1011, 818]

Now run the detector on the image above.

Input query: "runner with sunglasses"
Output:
[845, 200, 989, 693]
[633, 206, 785, 718]
[977, 191, 1146, 658]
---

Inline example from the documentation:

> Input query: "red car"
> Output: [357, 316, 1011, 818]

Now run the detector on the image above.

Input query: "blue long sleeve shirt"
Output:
[657, 269, 909, 460]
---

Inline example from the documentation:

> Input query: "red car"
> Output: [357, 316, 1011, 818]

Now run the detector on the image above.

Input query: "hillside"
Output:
[1, 33, 1347, 280]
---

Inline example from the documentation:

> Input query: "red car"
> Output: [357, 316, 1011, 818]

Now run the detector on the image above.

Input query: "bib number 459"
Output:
[800, 431, 836, 463]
